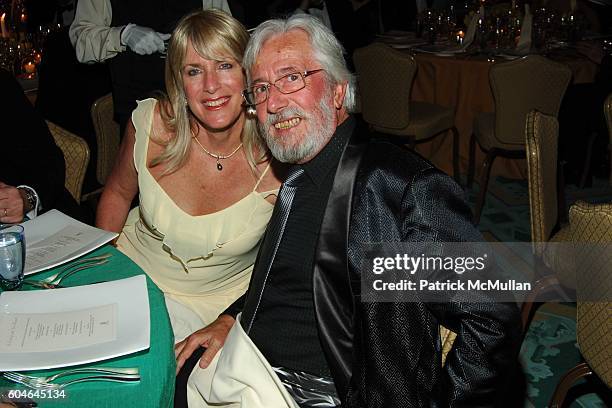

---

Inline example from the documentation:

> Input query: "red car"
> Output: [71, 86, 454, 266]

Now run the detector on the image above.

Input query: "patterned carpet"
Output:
[466, 176, 612, 408]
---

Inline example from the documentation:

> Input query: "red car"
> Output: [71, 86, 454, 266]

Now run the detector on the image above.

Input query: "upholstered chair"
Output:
[353, 42, 460, 181]
[605, 93, 612, 185]
[47, 121, 90, 202]
[90, 93, 121, 186]
[521, 111, 574, 333]
[548, 201, 612, 407]
[468, 55, 572, 224]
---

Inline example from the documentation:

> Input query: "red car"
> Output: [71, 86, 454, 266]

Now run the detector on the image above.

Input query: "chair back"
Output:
[569, 201, 612, 388]
[46, 121, 90, 202]
[605, 93, 612, 184]
[353, 42, 417, 131]
[91, 93, 120, 185]
[490, 55, 571, 146]
[525, 110, 559, 255]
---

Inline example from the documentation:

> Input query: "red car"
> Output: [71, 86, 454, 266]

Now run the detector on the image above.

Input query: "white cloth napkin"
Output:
[187, 314, 299, 408]
[462, 5, 484, 49]
[516, 4, 533, 54]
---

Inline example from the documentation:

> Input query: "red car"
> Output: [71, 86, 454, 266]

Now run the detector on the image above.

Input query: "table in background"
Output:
[408, 50, 598, 180]
[0, 246, 175, 407]
[17, 76, 38, 105]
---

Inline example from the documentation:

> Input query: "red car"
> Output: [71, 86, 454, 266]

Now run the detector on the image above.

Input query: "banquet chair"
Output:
[548, 201, 612, 408]
[605, 93, 612, 185]
[46, 121, 91, 202]
[467, 55, 572, 224]
[521, 111, 574, 334]
[90, 93, 120, 186]
[353, 42, 460, 181]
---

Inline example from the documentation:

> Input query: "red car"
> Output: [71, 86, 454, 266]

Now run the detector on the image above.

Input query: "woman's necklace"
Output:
[192, 137, 244, 171]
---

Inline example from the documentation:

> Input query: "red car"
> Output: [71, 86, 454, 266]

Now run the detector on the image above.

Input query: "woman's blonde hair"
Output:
[151, 9, 265, 174]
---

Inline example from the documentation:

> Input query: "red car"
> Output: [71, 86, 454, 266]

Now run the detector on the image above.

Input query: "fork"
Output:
[24, 253, 112, 284]
[40, 374, 140, 389]
[24, 254, 111, 288]
[4, 373, 140, 389]
[3, 367, 139, 384]
[27, 253, 112, 283]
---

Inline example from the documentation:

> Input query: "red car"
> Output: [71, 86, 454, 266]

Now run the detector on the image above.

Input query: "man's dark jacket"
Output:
[233, 118, 522, 407]
[1, 69, 89, 222]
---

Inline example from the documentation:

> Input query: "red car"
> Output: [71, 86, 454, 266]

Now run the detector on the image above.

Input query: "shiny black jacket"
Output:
[311, 120, 521, 407]
[230, 117, 522, 407]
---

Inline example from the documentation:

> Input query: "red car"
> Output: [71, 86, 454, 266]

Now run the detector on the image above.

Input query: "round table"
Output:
[408, 50, 598, 180]
[0, 246, 176, 407]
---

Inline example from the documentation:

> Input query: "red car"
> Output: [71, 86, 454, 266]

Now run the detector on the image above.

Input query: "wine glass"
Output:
[0, 224, 25, 290]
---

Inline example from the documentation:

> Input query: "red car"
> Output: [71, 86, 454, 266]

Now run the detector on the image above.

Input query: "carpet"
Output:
[469, 176, 612, 243]
[467, 176, 611, 407]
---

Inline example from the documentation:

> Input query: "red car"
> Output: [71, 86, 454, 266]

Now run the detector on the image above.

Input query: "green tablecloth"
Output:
[0, 246, 176, 407]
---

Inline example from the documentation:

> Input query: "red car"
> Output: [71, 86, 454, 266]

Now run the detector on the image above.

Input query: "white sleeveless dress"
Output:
[116, 98, 276, 341]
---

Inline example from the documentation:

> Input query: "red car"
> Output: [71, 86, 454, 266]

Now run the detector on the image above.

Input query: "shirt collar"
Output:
[297, 116, 356, 186]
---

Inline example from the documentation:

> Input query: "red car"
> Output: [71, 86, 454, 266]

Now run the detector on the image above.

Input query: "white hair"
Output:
[243, 13, 356, 112]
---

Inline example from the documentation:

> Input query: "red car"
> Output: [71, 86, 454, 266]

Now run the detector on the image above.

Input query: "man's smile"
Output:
[273, 117, 301, 130]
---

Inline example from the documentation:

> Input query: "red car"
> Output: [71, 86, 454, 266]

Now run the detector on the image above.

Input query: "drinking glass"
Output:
[0, 224, 25, 290]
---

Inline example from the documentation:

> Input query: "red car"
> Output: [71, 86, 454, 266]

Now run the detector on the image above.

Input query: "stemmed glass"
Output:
[0, 224, 25, 290]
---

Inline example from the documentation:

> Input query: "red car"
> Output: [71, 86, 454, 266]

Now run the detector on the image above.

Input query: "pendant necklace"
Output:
[192, 137, 243, 171]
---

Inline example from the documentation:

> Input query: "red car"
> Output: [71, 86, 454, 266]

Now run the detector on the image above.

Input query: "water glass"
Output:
[0, 224, 25, 290]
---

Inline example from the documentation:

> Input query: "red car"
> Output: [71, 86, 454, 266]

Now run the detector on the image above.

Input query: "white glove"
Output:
[121, 23, 171, 55]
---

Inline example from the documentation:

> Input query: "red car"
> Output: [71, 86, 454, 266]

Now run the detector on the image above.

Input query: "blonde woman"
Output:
[96, 9, 282, 342]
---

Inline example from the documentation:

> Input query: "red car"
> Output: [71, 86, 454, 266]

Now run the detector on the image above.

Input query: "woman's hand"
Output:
[0, 182, 26, 224]
[174, 314, 235, 375]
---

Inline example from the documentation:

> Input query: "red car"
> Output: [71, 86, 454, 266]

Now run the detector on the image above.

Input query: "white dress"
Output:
[116, 98, 276, 341]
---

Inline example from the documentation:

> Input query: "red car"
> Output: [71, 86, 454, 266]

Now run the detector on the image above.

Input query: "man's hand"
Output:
[174, 314, 235, 375]
[0, 182, 25, 224]
[121, 23, 170, 55]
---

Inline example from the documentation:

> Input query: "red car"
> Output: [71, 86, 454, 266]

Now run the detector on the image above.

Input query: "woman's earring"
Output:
[246, 105, 257, 116]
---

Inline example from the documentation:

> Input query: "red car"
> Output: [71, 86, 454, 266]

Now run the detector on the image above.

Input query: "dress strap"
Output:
[252, 162, 272, 192]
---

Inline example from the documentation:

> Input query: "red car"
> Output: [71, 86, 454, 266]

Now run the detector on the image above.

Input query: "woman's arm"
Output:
[95, 120, 139, 232]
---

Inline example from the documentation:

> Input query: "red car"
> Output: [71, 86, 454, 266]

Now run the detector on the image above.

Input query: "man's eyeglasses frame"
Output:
[242, 69, 324, 106]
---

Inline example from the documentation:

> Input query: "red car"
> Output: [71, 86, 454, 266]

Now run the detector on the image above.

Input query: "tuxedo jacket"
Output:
[1, 69, 89, 223]
[238, 118, 522, 407]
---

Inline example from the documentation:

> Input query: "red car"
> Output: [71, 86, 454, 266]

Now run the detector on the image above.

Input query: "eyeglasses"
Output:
[242, 69, 324, 106]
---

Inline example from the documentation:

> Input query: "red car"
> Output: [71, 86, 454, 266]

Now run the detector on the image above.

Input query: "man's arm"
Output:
[406, 169, 522, 406]
[69, 0, 124, 63]
[203, 0, 232, 13]
[0, 69, 65, 210]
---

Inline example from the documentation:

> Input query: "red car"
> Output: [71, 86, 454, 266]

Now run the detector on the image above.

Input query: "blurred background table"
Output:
[409, 50, 598, 180]
[0, 246, 175, 408]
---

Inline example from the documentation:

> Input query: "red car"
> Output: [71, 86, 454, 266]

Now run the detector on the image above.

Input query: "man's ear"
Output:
[333, 81, 348, 110]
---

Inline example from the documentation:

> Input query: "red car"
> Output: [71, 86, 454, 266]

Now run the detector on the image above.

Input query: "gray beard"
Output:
[258, 98, 335, 164]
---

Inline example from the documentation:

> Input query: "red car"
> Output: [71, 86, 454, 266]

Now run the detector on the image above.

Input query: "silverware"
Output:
[3, 367, 138, 385]
[3, 372, 140, 390]
[39, 279, 110, 289]
[23, 254, 112, 288]
[43, 374, 140, 389]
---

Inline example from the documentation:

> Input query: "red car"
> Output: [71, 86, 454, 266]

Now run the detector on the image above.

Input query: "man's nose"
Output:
[266, 85, 288, 113]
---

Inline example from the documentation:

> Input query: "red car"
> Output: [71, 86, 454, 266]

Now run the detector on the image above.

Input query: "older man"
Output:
[176, 14, 521, 408]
